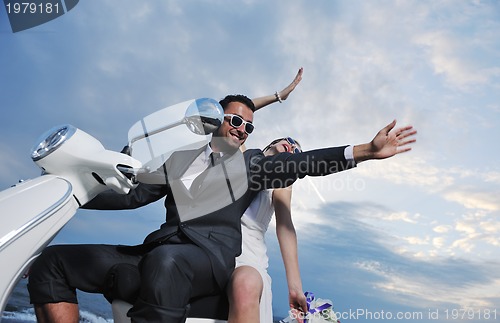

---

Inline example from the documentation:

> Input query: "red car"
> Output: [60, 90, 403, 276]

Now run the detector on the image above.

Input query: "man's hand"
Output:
[354, 120, 417, 163]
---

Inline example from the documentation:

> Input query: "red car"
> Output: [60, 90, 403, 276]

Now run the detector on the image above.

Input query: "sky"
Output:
[1, 0, 500, 322]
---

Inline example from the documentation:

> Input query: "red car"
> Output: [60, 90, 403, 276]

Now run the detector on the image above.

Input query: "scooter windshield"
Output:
[127, 98, 223, 182]
[127, 98, 249, 222]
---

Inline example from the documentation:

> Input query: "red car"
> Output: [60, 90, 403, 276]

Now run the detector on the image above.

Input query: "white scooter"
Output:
[0, 98, 228, 322]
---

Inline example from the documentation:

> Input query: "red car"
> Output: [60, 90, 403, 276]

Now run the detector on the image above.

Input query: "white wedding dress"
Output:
[235, 189, 275, 322]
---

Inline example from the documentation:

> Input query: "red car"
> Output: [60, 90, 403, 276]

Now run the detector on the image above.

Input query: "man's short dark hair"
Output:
[219, 94, 256, 112]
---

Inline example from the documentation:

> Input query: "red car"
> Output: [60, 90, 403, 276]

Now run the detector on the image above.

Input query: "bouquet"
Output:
[279, 292, 340, 323]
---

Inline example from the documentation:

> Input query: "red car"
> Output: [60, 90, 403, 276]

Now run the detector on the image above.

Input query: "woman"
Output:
[226, 68, 305, 323]
[228, 137, 306, 323]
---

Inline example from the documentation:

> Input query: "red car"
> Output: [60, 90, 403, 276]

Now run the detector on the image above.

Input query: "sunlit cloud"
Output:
[404, 236, 429, 245]
[383, 211, 418, 223]
[483, 171, 500, 183]
[451, 237, 476, 253]
[432, 237, 445, 249]
[356, 158, 454, 190]
[433, 225, 452, 233]
[444, 190, 499, 211]
[374, 270, 500, 308]
[355, 157, 500, 217]
[414, 29, 500, 89]
[480, 220, 500, 233]
[346, 230, 499, 308]
[455, 221, 477, 235]
[484, 236, 500, 247]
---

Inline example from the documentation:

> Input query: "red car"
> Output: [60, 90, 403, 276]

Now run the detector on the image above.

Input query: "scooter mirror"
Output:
[184, 98, 223, 135]
[127, 98, 222, 172]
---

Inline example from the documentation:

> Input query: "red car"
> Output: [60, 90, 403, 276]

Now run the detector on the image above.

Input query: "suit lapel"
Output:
[161, 145, 206, 200]
[167, 145, 207, 180]
[192, 150, 247, 199]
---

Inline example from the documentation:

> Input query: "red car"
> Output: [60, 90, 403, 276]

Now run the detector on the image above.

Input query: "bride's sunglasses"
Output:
[265, 137, 302, 154]
[224, 114, 255, 134]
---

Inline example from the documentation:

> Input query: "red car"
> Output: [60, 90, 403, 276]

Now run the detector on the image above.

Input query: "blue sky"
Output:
[1, 1, 499, 321]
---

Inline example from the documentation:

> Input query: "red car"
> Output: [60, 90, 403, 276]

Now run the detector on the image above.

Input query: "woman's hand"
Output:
[278, 67, 303, 101]
[289, 286, 307, 323]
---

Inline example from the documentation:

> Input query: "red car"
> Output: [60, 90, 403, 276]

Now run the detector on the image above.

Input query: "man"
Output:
[28, 94, 416, 322]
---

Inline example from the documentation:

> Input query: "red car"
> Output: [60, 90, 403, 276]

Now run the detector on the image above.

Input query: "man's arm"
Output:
[353, 120, 417, 163]
[82, 182, 167, 210]
[248, 120, 416, 190]
[248, 145, 354, 191]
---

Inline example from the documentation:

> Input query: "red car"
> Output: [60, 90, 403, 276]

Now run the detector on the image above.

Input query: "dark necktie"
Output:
[210, 152, 222, 166]
[190, 152, 221, 194]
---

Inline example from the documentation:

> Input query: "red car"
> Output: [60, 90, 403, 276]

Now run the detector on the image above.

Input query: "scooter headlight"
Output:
[31, 124, 77, 161]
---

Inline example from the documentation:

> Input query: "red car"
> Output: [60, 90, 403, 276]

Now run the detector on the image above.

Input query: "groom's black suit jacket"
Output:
[84, 144, 354, 289]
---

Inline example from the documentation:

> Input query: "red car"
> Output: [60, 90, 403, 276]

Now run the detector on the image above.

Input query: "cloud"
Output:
[354, 156, 500, 217]
[372, 267, 500, 308]
[445, 215, 500, 255]
[432, 237, 445, 249]
[412, 1, 500, 90]
[415, 31, 487, 88]
[433, 225, 452, 233]
[451, 237, 477, 253]
[480, 220, 500, 233]
[404, 236, 429, 245]
[356, 157, 454, 191]
[444, 190, 499, 211]
[455, 221, 477, 235]
[382, 211, 418, 224]
[289, 202, 500, 309]
[2, 1, 500, 321]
